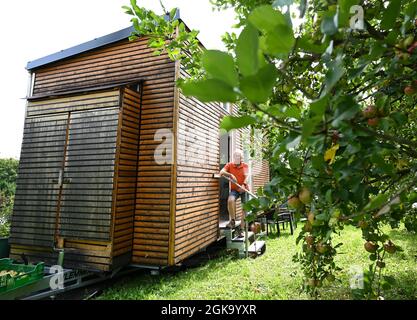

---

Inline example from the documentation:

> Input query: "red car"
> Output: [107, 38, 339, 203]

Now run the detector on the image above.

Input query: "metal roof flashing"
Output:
[26, 9, 181, 71]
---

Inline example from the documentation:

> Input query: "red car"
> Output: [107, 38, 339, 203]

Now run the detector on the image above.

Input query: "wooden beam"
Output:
[168, 31, 181, 266]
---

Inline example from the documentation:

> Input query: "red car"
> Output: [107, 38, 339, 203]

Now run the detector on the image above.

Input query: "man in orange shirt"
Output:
[220, 150, 250, 233]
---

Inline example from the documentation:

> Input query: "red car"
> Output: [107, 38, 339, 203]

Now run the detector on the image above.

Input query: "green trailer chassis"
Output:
[0, 265, 139, 300]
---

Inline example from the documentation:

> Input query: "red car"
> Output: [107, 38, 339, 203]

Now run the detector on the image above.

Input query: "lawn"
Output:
[98, 225, 417, 300]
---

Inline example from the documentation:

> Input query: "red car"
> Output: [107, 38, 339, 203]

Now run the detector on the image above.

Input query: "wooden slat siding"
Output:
[132, 67, 176, 266]
[26, 91, 120, 117]
[32, 38, 174, 96]
[252, 159, 270, 193]
[59, 107, 119, 241]
[9, 244, 111, 271]
[168, 57, 180, 266]
[171, 66, 248, 263]
[173, 63, 224, 265]
[11, 89, 126, 271]
[112, 87, 141, 259]
[249, 132, 270, 192]
[9, 114, 68, 248]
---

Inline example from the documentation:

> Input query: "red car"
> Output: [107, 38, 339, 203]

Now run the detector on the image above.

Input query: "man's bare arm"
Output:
[220, 167, 237, 182]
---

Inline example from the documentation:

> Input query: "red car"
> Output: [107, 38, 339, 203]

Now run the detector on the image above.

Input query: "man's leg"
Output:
[227, 192, 237, 226]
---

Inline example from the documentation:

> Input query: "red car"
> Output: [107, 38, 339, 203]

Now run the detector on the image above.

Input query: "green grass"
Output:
[98, 225, 417, 300]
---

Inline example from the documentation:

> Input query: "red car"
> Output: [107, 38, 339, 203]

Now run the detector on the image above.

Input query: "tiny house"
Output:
[9, 13, 270, 271]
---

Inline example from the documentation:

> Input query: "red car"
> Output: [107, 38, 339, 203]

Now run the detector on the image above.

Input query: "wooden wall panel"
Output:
[252, 159, 270, 193]
[173, 64, 223, 263]
[10, 114, 68, 248]
[131, 71, 175, 266]
[112, 88, 141, 259]
[27, 91, 120, 117]
[16, 36, 177, 268]
[32, 38, 174, 96]
[10, 89, 124, 271]
[59, 107, 120, 241]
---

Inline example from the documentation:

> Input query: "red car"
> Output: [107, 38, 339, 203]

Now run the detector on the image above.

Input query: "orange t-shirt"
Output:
[224, 162, 249, 192]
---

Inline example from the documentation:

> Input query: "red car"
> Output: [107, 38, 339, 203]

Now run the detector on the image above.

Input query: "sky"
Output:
[0, 0, 236, 159]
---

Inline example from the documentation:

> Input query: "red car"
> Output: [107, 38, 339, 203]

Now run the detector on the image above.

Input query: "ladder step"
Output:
[219, 220, 241, 230]
[248, 240, 266, 254]
[231, 231, 254, 243]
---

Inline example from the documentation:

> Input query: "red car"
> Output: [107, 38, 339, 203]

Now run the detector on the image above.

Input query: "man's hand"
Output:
[230, 174, 237, 183]
[238, 183, 250, 193]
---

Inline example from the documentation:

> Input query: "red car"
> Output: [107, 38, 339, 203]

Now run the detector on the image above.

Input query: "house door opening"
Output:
[219, 131, 230, 225]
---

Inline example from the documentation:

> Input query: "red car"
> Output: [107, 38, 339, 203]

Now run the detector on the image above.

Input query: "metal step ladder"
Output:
[219, 221, 266, 258]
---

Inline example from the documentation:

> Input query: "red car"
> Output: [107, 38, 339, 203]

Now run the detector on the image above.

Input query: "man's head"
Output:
[233, 150, 243, 165]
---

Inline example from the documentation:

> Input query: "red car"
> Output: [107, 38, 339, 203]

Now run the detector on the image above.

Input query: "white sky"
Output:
[0, 0, 236, 159]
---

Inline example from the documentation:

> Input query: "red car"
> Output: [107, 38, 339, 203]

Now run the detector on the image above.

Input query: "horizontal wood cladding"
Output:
[112, 87, 141, 259]
[252, 159, 270, 193]
[32, 38, 175, 96]
[9, 241, 112, 271]
[10, 114, 68, 247]
[11, 89, 125, 271]
[26, 90, 120, 117]
[59, 107, 120, 242]
[132, 67, 175, 266]
[173, 90, 222, 263]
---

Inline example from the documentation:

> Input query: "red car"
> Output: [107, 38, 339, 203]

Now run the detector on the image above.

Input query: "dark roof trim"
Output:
[26, 9, 181, 71]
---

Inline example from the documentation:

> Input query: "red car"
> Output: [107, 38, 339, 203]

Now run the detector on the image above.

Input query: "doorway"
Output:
[219, 131, 231, 225]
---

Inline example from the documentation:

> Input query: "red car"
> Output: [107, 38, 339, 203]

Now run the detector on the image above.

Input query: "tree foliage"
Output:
[125, 0, 417, 299]
[0, 158, 18, 237]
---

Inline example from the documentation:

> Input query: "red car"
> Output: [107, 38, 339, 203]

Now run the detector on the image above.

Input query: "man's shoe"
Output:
[226, 219, 236, 228]
[236, 228, 244, 238]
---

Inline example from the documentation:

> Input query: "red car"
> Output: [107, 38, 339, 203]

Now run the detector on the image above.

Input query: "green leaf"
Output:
[240, 64, 278, 103]
[130, 0, 140, 13]
[321, 13, 338, 36]
[331, 96, 359, 127]
[302, 118, 318, 141]
[288, 154, 302, 170]
[325, 189, 332, 203]
[201, 50, 238, 87]
[391, 112, 407, 126]
[323, 55, 345, 96]
[364, 194, 389, 211]
[284, 106, 301, 119]
[181, 79, 237, 102]
[169, 8, 178, 20]
[297, 36, 327, 54]
[220, 115, 257, 132]
[236, 23, 259, 77]
[261, 25, 295, 55]
[381, 0, 402, 31]
[248, 5, 288, 33]
[310, 95, 328, 118]
[286, 135, 301, 150]
[122, 5, 134, 15]
[265, 105, 301, 120]
[132, 17, 140, 31]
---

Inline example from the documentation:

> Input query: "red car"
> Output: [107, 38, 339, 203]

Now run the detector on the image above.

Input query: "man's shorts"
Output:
[229, 190, 248, 204]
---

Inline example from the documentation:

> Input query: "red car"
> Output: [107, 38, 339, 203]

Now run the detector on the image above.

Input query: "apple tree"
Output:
[124, 0, 417, 299]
